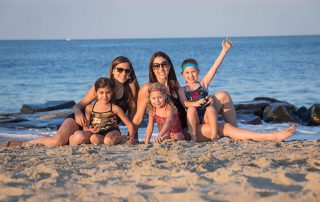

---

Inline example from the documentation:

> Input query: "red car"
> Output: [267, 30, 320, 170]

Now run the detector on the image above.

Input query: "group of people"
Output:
[6, 38, 296, 147]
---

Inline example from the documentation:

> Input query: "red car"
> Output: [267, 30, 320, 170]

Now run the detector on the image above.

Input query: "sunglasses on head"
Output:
[115, 67, 132, 74]
[152, 61, 169, 70]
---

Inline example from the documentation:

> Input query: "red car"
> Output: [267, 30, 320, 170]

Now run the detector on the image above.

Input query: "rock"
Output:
[21, 100, 75, 114]
[38, 111, 72, 120]
[262, 102, 300, 123]
[309, 103, 320, 125]
[0, 114, 8, 119]
[235, 100, 271, 116]
[297, 106, 310, 125]
[0, 117, 28, 124]
[1, 116, 65, 129]
[253, 97, 281, 103]
[237, 112, 262, 125]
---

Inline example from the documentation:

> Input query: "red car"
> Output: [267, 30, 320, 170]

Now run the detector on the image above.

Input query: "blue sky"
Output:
[0, 0, 320, 39]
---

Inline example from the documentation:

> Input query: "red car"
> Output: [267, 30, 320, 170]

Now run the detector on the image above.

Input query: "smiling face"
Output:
[152, 57, 171, 82]
[181, 66, 199, 84]
[112, 62, 132, 84]
[149, 90, 167, 108]
[96, 86, 113, 103]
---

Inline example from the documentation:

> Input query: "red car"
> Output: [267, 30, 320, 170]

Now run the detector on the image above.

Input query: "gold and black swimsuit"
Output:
[90, 103, 120, 136]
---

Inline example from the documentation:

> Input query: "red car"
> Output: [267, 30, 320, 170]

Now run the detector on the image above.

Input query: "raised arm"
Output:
[201, 38, 232, 89]
[73, 85, 96, 127]
[145, 111, 154, 144]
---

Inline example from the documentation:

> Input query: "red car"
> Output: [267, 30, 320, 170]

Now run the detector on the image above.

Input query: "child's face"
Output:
[96, 87, 113, 103]
[149, 91, 167, 108]
[181, 66, 199, 83]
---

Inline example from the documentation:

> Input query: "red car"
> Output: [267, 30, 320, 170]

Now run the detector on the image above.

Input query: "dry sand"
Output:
[0, 140, 319, 202]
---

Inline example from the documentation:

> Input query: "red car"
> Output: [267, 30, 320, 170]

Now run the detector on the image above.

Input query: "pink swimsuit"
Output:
[153, 105, 184, 138]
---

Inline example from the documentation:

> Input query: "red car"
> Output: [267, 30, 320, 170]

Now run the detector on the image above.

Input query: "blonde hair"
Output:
[147, 82, 175, 111]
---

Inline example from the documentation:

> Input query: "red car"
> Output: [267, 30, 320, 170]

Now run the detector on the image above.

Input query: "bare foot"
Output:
[272, 124, 296, 142]
[5, 140, 24, 147]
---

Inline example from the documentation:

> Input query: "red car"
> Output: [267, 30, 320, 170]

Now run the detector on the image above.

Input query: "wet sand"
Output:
[0, 140, 319, 201]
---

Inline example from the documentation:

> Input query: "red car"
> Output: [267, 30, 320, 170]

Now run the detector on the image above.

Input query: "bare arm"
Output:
[145, 111, 154, 144]
[113, 104, 135, 144]
[132, 83, 151, 129]
[128, 82, 138, 120]
[83, 105, 99, 133]
[73, 85, 96, 127]
[157, 105, 174, 137]
[201, 38, 232, 89]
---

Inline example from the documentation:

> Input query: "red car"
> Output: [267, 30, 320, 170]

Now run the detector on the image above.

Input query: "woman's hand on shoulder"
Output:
[222, 37, 232, 52]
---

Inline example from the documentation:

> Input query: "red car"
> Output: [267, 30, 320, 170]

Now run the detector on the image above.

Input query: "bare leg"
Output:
[187, 107, 199, 142]
[90, 134, 105, 144]
[69, 130, 92, 145]
[104, 130, 122, 146]
[25, 118, 80, 147]
[197, 123, 296, 142]
[214, 91, 238, 127]
[203, 106, 218, 139]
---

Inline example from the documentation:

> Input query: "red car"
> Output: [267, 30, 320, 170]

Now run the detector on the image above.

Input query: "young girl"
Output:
[73, 77, 135, 146]
[145, 83, 185, 144]
[178, 38, 233, 142]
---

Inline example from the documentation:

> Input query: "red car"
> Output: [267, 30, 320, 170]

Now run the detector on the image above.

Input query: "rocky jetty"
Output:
[0, 101, 75, 130]
[0, 98, 319, 130]
[236, 97, 320, 126]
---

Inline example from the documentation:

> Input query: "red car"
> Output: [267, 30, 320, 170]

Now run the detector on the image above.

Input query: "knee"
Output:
[187, 107, 197, 116]
[90, 134, 100, 144]
[104, 137, 115, 146]
[215, 91, 232, 102]
[206, 105, 215, 112]
[69, 131, 86, 145]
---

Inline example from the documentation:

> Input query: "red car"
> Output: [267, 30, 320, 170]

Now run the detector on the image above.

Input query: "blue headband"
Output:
[181, 63, 199, 73]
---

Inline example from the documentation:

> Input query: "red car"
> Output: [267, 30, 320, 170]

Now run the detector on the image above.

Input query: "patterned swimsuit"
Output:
[184, 83, 209, 124]
[90, 103, 120, 136]
[153, 105, 184, 138]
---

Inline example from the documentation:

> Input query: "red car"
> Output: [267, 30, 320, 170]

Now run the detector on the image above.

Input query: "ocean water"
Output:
[0, 36, 320, 141]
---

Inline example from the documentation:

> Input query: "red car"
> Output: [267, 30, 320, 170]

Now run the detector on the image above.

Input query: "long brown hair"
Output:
[109, 56, 140, 117]
[148, 51, 180, 96]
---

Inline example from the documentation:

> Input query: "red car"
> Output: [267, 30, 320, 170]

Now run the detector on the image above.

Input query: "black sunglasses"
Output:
[152, 62, 169, 70]
[115, 67, 132, 74]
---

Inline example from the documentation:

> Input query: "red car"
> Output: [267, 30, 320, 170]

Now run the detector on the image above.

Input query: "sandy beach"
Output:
[0, 140, 319, 202]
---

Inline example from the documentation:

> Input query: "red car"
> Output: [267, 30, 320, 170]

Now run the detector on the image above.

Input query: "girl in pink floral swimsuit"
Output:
[145, 83, 185, 144]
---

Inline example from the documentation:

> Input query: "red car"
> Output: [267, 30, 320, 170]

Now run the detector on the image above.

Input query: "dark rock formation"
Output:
[253, 97, 281, 103]
[21, 100, 75, 114]
[235, 100, 271, 117]
[309, 104, 320, 125]
[262, 102, 300, 123]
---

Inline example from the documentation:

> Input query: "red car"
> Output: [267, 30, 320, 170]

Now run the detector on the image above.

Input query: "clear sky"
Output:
[1, 0, 320, 40]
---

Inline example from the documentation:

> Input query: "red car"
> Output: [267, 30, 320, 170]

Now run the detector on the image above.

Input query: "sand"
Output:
[0, 140, 319, 202]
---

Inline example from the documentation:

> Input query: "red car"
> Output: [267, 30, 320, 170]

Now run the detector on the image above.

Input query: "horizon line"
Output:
[0, 34, 319, 41]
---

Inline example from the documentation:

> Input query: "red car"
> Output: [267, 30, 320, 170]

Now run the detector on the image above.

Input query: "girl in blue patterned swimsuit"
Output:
[178, 38, 233, 142]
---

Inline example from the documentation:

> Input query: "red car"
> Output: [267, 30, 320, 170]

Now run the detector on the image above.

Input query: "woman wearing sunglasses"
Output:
[132, 51, 295, 142]
[7, 56, 139, 147]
